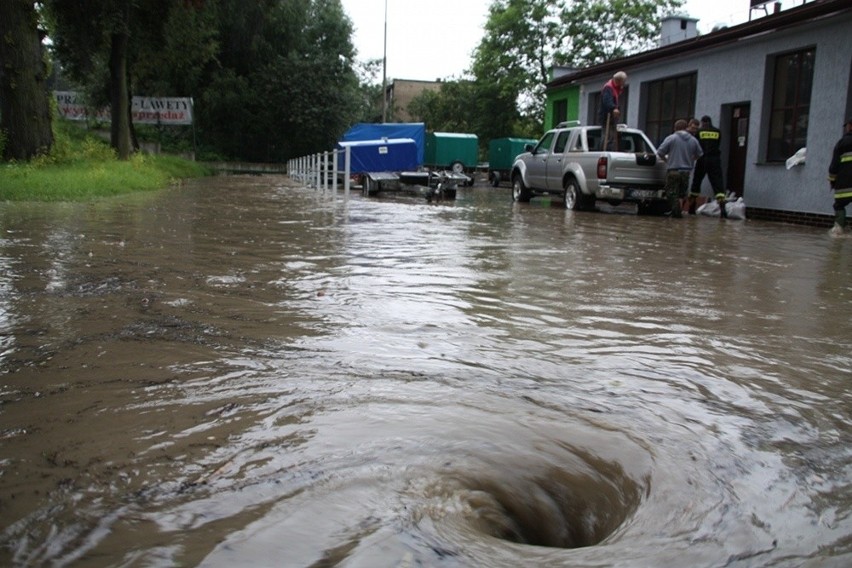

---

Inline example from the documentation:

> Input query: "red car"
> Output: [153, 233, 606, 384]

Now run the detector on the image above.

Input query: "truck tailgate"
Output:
[607, 154, 665, 186]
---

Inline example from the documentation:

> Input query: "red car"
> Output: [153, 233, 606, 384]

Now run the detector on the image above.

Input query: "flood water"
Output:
[0, 175, 850, 567]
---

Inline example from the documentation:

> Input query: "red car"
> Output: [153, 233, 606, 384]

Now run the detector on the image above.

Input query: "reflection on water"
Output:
[0, 176, 850, 566]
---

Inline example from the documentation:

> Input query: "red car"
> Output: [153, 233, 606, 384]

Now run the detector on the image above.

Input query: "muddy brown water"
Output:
[0, 175, 850, 567]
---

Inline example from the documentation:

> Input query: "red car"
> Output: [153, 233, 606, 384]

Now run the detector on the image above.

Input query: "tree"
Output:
[469, 0, 683, 133]
[563, 0, 684, 66]
[471, 0, 563, 122]
[0, 0, 54, 161]
[45, 0, 191, 160]
[198, 0, 360, 162]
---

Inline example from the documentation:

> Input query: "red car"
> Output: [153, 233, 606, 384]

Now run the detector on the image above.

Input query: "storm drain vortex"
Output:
[422, 453, 645, 550]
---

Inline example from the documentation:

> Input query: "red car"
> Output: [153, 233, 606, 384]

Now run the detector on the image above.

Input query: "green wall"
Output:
[544, 84, 580, 130]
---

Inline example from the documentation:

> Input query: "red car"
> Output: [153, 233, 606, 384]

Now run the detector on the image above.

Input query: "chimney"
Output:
[660, 15, 699, 47]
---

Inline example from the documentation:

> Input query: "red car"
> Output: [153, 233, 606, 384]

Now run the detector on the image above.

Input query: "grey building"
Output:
[546, 0, 852, 226]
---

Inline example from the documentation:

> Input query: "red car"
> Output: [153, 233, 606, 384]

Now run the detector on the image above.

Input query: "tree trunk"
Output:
[109, 30, 131, 160]
[0, 0, 54, 161]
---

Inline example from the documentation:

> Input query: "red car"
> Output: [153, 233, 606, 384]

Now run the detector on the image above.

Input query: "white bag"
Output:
[696, 200, 721, 217]
[726, 197, 746, 220]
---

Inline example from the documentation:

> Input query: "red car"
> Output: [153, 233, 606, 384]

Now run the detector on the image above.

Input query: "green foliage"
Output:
[191, 0, 360, 162]
[0, 122, 207, 202]
[43, 0, 362, 163]
[466, 0, 683, 134]
[38, 0, 680, 165]
[564, 0, 684, 65]
[473, 0, 564, 120]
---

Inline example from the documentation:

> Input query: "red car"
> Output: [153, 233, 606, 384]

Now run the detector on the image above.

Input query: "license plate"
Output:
[630, 189, 658, 199]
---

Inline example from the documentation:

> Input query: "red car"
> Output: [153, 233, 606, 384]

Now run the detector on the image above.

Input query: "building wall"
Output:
[387, 80, 443, 122]
[545, 85, 580, 130]
[574, 11, 852, 218]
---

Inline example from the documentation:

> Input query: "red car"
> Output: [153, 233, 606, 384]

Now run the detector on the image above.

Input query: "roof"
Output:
[546, 0, 851, 91]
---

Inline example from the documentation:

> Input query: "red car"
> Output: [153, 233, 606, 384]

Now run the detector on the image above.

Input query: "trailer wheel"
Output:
[363, 176, 374, 196]
[490, 171, 501, 187]
[450, 161, 465, 174]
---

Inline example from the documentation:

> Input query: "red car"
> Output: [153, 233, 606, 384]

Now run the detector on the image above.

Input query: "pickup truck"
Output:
[510, 123, 669, 214]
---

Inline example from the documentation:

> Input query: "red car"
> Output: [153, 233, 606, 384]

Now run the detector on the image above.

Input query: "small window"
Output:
[553, 99, 568, 129]
[766, 47, 815, 162]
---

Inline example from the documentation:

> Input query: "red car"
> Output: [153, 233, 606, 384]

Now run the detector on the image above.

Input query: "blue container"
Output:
[341, 123, 426, 166]
[336, 138, 419, 174]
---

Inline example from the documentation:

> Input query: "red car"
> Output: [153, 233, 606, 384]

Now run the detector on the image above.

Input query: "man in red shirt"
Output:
[599, 71, 626, 150]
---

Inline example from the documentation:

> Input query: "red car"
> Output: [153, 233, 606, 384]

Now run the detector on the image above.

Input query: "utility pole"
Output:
[381, 0, 388, 123]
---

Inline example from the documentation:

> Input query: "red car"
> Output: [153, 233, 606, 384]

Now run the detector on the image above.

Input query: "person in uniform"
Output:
[828, 118, 852, 235]
[688, 115, 725, 214]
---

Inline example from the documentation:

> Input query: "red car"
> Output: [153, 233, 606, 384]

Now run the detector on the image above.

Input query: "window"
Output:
[643, 73, 696, 145]
[553, 99, 568, 128]
[533, 132, 554, 155]
[767, 48, 815, 162]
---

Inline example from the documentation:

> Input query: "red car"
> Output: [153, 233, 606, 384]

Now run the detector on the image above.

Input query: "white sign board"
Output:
[55, 91, 193, 125]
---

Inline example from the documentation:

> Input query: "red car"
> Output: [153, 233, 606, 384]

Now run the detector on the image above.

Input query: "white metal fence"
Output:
[287, 147, 352, 194]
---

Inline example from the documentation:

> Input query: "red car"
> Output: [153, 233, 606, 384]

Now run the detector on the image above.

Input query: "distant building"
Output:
[544, 0, 852, 226]
[384, 79, 443, 122]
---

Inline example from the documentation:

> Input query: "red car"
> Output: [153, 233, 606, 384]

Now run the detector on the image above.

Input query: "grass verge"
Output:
[0, 124, 210, 202]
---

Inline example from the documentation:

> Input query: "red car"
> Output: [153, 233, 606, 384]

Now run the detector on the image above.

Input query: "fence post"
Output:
[344, 146, 351, 197]
[332, 149, 339, 193]
[323, 152, 329, 191]
[314, 153, 321, 189]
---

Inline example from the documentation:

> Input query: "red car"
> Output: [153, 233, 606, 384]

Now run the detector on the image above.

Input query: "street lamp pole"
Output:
[381, 0, 388, 123]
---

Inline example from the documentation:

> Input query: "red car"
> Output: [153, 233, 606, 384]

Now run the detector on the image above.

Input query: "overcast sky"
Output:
[339, 0, 805, 82]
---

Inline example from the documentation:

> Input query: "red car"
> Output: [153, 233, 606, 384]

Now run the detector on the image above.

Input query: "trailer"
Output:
[336, 137, 468, 201]
[424, 132, 478, 180]
[488, 137, 538, 187]
[341, 123, 426, 164]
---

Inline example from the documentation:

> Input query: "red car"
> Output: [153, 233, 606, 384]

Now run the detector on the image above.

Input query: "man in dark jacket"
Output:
[828, 118, 852, 234]
[599, 71, 626, 150]
[689, 115, 725, 214]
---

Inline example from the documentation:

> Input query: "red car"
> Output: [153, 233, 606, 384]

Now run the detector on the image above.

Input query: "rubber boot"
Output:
[832, 208, 847, 235]
[670, 194, 682, 218]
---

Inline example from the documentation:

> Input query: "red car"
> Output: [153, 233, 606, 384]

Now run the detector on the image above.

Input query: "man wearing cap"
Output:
[688, 115, 725, 214]
[828, 118, 852, 234]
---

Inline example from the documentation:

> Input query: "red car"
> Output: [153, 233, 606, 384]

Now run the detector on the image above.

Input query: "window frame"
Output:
[642, 73, 697, 146]
[765, 46, 816, 163]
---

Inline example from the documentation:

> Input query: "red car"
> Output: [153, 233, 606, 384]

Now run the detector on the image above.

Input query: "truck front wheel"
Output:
[512, 175, 532, 202]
